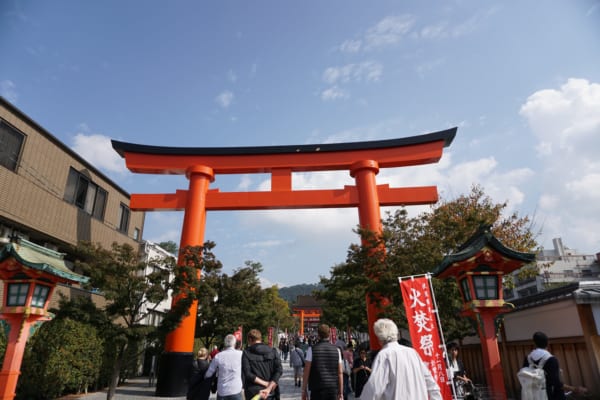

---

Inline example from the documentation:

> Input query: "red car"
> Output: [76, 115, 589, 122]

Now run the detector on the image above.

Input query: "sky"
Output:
[1, 1, 599, 288]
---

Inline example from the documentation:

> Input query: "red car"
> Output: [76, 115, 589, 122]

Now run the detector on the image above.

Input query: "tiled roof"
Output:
[433, 225, 536, 276]
[0, 239, 89, 284]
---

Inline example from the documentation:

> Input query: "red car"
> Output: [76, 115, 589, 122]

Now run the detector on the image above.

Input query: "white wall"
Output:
[503, 299, 583, 342]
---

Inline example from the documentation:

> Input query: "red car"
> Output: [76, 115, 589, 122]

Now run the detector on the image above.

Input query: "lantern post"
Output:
[0, 238, 88, 400]
[433, 225, 535, 399]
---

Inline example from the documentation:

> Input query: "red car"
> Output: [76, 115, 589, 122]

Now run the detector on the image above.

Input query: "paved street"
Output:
[65, 361, 305, 400]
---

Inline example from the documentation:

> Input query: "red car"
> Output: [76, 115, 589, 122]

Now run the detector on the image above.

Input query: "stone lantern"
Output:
[433, 225, 535, 399]
[0, 238, 88, 400]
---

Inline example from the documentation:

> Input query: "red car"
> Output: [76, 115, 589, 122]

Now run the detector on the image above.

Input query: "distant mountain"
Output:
[279, 283, 323, 304]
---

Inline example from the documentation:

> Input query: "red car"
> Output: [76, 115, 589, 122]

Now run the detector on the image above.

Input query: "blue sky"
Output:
[1, 1, 599, 287]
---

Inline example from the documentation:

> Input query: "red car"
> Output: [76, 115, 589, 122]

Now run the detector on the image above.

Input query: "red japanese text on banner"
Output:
[400, 276, 452, 400]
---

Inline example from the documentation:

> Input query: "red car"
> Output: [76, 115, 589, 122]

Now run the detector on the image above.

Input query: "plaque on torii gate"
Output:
[112, 127, 456, 396]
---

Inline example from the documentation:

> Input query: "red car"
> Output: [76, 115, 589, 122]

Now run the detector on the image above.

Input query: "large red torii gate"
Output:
[112, 127, 456, 396]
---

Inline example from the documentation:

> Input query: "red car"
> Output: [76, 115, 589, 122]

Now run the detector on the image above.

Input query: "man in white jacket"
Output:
[359, 319, 442, 400]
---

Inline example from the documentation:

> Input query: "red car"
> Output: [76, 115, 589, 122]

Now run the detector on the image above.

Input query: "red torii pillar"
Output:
[350, 160, 390, 347]
[112, 127, 455, 396]
[163, 166, 214, 358]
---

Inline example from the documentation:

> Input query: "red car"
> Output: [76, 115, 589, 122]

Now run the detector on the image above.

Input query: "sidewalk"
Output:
[65, 361, 304, 400]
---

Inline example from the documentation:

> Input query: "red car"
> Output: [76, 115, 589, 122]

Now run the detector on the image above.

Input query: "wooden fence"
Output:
[460, 336, 598, 399]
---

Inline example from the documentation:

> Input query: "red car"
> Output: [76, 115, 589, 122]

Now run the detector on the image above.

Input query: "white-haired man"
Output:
[359, 319, 442, 400]
[205, 334, 244, 400]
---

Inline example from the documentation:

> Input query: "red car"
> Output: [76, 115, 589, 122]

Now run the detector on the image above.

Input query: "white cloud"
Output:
[215, 91, 234, 108]
[322, 62, 382, 85]
[449, 6, 499, 38]
[539, 194, 559, 210]
[337, 15, 415, 54]
[243, 239, 290, 249]
[259, 276, 284, 289]
[71, 132, 127, 174]
[566, 173, 600, 200]
[419, 22, 449, 39]
[364, 15, 416, 49]
[520, 78, 600, 155]
[339, 39, 362, 53]
[0, 80, 18, 103]
[520, 78, 600, 252]
[237, 175, 253, 190]
[321, 86, 349, 101]
[321, 62, 382, 101]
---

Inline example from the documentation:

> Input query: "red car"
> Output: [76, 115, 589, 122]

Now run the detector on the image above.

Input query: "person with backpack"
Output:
[290, 342, 305, 387]
[519, 331, 586, 400]
[242, 329, 283, 399]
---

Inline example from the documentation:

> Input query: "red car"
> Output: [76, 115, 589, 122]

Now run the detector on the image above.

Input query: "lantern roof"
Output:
[0, 239, 89, 284]
[433, 225, 536, 279]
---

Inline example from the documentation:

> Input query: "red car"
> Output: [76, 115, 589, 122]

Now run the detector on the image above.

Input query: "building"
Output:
[457, 281, 600, 398]
[506, 237, 600, 300]
[292, 295, 322, 337]
[0, 96, 145, 305]
[139, 240, 176, 327]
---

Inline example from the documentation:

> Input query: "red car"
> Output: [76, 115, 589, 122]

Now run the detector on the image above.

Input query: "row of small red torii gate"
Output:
[111, 127, 457, 396]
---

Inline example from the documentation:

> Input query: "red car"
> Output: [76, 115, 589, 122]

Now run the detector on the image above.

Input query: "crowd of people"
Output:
[186, 322, 587, 400]
[186, 319, 441, 400]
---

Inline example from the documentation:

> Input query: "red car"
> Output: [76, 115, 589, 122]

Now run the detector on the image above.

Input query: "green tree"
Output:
[51, 295, 116, 389]
[158, 240, 178, 255]
[195, 261, 295, 347]
[0, 326, 6, 367]
[264, 285, 296, 334]
[317, 185, 538, 342]
[73, 241, 219, 400]
[316, 259, 370, 333]
[17, 318, 103, 399]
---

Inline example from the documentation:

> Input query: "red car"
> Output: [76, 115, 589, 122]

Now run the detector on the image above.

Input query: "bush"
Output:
[17, 318, 103, 399]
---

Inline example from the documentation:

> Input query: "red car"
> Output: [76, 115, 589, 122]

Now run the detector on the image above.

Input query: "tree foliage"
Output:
[17, 318, 103, 399]
[158, 240, 178, 255]
[195, 261, 295, 347]
[72, 241, 218, 399]
[317, 185, 538, 342]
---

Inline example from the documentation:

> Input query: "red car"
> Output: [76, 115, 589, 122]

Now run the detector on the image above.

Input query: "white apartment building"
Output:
[506, 237, 600, 300]
[138, 240, 176, 327]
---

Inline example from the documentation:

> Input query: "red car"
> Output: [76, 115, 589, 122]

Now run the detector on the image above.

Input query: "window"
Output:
[148, 311, 164, 327]
[64, 168, 107, 220]
[472, 275, 498, 300]
[118, 203, 130, 233]
[31, 284, 50, 308]
[7, 282, 29, 306]
[0, 120, 25, 171]
[133, 228, 140, 241]
[460, 278, 472, 301]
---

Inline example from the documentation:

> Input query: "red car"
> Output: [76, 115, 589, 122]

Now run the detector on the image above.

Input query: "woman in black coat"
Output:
[187, 348, 212, 400]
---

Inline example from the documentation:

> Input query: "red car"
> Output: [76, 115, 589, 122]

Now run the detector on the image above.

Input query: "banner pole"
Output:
[425, 273, 457, 400]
